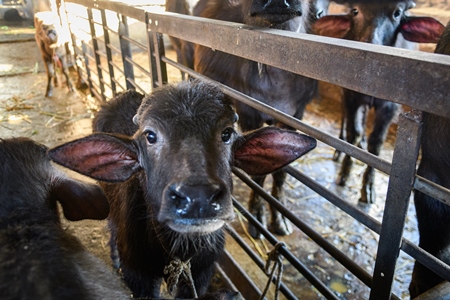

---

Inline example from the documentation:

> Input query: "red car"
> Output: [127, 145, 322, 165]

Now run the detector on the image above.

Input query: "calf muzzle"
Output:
[161, 182, 233, 234]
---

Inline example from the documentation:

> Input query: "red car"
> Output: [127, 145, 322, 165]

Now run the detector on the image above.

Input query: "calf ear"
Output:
[401, 16, 445, 43]
[48, 133, 141, 182]
[312, 15, 351, 38]
[53, 178, 110, 221]
[234, 127, 316, 176]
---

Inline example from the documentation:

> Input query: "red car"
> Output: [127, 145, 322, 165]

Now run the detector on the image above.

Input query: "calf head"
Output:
[48, 80, 316, 235]
[313, 0, 444, 45]
[0, 138, 109, 222]
[34, 12, 60, 48]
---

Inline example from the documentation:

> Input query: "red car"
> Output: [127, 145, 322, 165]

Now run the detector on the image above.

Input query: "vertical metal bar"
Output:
[87, 7, 106, 102]
[146, 14, 157, 90]
[152, 29, 168, 87]
[118, 15, 135, 90]
[370, 110, 423, 300]
[81, 41, 94, 97]
[100, 9, 116, 96]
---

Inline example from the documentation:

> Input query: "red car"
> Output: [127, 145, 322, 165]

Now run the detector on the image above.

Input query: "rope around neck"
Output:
[164, 257, 198, 298]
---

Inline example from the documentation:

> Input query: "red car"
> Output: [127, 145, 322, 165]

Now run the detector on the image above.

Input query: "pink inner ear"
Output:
[313, 15, 351, 38]
[234, 128, 316, 176]
[401, 17, 445, 43]
[48, 134, 140, 182]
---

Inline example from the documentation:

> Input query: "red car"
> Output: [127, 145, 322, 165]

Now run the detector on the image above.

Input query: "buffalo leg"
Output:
[45, 60, 55, 97]
[333, 98, 346, 161]
[269, 169, 292, 236]
[248, 175, 267, 239]
[60, 56, 74, 92]
[337, 98, 367, 186]
[360, 101, 398, 203]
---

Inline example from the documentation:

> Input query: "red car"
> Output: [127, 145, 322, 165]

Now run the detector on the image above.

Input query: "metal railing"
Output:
[61, 0, 450, 299]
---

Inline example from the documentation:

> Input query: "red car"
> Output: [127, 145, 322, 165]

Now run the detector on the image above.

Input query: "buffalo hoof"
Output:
[337, 156, 353, 186]
[270, 216, 293, 236]
[333, 149, 342, 161]
[360, 184, 376, 204]
[336, 173, 348, 186]
[248, 205, 267, 239]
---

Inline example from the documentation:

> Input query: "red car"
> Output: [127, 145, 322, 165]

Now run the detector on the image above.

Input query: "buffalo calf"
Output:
[313, 0, 444, 203]
[0, 137, 129, 299]
[35, 11, 74, 97]
[48, 79, 317, 298]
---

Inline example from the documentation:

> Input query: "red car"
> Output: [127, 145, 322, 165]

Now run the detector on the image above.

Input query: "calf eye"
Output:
[351, 8, 358, 16]
[144, 130, 157, 144]
[221, 128, 234, 144]
[316, 10, 324, 19]
[393, 8, 402, 19]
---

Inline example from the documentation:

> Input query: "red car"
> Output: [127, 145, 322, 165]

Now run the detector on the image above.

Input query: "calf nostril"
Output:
[167, 185, 191, 211]
[264, 0, 289, 9]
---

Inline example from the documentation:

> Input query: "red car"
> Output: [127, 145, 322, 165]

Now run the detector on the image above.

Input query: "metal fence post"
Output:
[100, 9, 116, 96]
[118, 15, 135, 91]
[370, 110, 423, 299]
[146, 13, 168, 89]
[152, 31, 168, 88]
[146, 14, 157, 90]
[87, 7, 106, 101]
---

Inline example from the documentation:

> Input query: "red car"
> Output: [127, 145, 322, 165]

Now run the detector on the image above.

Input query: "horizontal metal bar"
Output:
[111, 77, 125, 92]
[94, 36, 105, 45]
[121, 35, 147, 51]
[96, 62, 108, 73]
[110, 65, 125, 77]
[107, 43, 121, 54]
[401, 241, 450, 282]
[413, 175, 450, 206]
[84, 52, 95, 62]
[102, 25, 119, 35]
[99, 77, 111, 89]
[124, 56, 151, 76]
[149, 11, 450, 118]
[90, 19, 104, 27]
[95, 0, 147, 22]
[125, 78, 146, 95]
[95, 50, 107, 59]
[89, 78, 100, 89]
[231, 196, 340, 300]
[76, 26, 92, 37]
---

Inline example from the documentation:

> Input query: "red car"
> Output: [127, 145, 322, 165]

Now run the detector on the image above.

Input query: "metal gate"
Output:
[58, 0, 450, 299]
